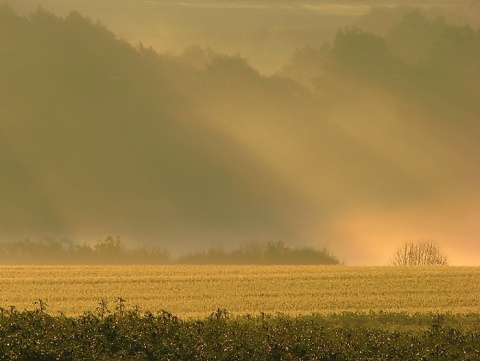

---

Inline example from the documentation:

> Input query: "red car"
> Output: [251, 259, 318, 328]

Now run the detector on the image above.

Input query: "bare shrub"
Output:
[392, 240, 448, 266]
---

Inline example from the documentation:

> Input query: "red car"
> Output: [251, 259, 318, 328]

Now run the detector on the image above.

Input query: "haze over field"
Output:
[1, 1, 479, 264]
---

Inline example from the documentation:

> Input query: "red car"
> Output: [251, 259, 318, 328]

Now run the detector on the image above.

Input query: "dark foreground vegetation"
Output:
[0, 237, 340, 265]
[1, 302, 479, 360]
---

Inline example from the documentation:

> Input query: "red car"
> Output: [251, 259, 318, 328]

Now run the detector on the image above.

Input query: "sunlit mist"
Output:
[1, 0, 479, 265]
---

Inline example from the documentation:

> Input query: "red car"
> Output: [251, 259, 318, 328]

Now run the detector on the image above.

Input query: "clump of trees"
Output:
[0, 238, 340, 265]
[179, 241, 340, 265]
[391, 240, 448, 266]
[0, 237, 170, 265]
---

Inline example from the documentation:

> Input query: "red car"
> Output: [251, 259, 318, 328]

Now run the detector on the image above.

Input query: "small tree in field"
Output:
[392, 240, 448, 266]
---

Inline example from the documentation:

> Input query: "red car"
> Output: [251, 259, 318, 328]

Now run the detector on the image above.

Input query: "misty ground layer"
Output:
[1, 307, 479, 360]
[0, 3, 479, 264]
[1, 266, 478, 317]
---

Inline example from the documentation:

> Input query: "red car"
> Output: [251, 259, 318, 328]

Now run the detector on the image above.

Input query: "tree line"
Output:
[0, 237, 340, 265]
[0, 237, 450, 265]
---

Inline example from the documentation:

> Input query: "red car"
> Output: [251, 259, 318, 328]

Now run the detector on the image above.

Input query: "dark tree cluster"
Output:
[0, 237, 170, 265]
[0, 238, 339, 265]
[177, 241, 340, 265]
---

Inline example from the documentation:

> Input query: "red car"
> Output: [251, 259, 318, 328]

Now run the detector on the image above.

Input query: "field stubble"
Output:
[0, 265, 478, 318]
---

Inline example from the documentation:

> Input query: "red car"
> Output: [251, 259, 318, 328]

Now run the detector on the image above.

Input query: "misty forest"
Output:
[1, 1, 479, 265]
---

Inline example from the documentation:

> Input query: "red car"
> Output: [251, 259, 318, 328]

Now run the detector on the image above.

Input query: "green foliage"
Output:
[0, 302, 479, 360]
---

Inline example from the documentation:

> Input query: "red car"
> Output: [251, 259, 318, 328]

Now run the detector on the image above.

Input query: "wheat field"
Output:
[1, 266, 479, 318]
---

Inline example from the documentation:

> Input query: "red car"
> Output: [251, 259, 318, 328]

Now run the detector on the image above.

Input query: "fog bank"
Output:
[1, 2, 479, 264]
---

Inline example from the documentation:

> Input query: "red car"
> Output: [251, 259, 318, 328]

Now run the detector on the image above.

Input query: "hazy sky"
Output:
[1, 1, 479, 265]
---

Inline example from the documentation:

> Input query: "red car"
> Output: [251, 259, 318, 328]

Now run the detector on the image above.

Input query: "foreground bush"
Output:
[0, 303, 479, 360]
